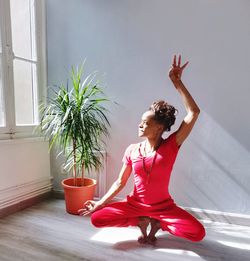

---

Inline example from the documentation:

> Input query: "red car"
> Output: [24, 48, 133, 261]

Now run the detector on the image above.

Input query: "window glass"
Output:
[0, 30, 5, 127]
[10, 0, 39, 126]
[13, 59, 38, 125]
[0, 0, 43, 134]
[10, 0, 36, 60]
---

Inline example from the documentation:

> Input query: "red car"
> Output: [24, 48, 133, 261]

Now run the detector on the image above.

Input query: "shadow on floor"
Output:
[113, 235, 250, 261]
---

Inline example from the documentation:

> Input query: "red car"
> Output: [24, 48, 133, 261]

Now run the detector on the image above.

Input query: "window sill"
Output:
[0, 136, 47, 144]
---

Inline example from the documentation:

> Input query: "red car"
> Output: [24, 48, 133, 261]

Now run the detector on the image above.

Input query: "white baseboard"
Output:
[0, 177, 53, 210]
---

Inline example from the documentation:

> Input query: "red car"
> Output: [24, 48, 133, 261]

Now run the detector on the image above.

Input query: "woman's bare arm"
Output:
[99, 163, 132, 205]
[169, 54, 200, 146]
[78, 163, 132, 216]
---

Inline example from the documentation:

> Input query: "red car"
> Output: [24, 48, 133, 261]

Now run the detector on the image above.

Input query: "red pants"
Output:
[91, 196, 206, 242]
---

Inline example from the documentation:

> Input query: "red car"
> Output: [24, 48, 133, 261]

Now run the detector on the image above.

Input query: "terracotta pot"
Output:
[61, 177, 97, 215]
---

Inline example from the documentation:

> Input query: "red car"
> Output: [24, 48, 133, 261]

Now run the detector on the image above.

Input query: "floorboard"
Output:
[0, 199, 249, 261]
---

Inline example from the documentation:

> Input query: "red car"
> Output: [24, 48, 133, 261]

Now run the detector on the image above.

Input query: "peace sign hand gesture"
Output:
[169, 54, 189, 83]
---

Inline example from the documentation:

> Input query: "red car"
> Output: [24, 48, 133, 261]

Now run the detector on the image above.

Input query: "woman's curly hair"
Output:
[149, 100, 178, 132]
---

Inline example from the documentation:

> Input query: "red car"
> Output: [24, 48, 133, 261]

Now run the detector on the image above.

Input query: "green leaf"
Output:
[39, 63, 113, 180]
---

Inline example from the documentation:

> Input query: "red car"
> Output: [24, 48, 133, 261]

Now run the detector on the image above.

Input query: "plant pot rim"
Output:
[61, 177, 97, 189]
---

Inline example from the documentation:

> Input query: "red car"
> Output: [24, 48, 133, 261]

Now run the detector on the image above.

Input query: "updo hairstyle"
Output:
[149, 100, 177, 132]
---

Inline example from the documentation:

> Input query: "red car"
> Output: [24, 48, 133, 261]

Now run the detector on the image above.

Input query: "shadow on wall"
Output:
[176, 110, 250, 215]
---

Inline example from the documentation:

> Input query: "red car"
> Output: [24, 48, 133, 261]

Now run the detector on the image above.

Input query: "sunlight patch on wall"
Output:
[178, 110, 250, 214]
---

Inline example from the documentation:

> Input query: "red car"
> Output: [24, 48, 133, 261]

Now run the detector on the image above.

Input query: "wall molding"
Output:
[0, 177, 53, 211]
[0, 137, 47, 144]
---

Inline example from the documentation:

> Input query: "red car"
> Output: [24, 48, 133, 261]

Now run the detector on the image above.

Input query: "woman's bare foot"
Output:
[137, 235, 148, 244]
[147, 218, 161, 245]
[137, 216, 150, 244]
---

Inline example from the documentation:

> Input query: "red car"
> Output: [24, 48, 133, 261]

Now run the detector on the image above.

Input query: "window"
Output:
[0, 29, 4, 127]
[0, 0, 46, 138]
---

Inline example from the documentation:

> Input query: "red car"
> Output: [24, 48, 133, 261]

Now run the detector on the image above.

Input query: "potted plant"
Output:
[40, 64, 110, 215]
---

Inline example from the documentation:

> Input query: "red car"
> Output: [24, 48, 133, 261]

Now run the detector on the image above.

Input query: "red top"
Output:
[122, 132, 180, 205]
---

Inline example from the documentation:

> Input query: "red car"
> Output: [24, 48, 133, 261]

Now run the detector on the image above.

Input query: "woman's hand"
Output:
[169, 54, 189, 83]
[78, 200, 103, 216]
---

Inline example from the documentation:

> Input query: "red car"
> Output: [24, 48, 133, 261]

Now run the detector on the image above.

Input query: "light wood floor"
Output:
[0, 199, 250, 261]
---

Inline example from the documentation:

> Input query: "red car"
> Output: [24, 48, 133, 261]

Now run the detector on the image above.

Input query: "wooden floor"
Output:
[0, 199, 250, 261]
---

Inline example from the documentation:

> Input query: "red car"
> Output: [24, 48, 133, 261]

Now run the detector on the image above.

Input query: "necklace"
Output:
[142, 150, 157, 176]
[142, 139, 162, 176]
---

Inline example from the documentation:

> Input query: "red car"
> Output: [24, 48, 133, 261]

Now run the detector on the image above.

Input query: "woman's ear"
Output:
[158, 124, 164, 133]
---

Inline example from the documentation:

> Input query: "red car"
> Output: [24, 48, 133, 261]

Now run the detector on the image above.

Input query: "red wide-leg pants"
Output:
[91, 196, 206, 242]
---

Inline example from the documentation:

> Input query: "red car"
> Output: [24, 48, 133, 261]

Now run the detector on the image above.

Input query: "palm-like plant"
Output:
[40, 65, 110, 186]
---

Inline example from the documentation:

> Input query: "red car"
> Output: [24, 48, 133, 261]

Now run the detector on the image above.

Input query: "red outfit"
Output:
[91, 132, 206, 242]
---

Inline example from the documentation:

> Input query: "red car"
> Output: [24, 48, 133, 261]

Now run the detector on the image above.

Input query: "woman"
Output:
[78, 54, 206, 245]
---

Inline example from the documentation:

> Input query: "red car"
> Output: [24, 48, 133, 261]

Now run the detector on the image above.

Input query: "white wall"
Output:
[46, 0, 250, 214]
[0, 138, 52, 210]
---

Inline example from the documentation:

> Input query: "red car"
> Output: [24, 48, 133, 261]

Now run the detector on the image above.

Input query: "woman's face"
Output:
[138, 111, 164, 138]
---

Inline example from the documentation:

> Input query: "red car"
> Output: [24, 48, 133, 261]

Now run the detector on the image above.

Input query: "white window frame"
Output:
[0, 0, 46, 139]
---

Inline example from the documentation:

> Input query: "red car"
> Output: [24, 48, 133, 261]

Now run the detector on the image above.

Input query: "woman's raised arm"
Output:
[168, 54, 200, 146]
